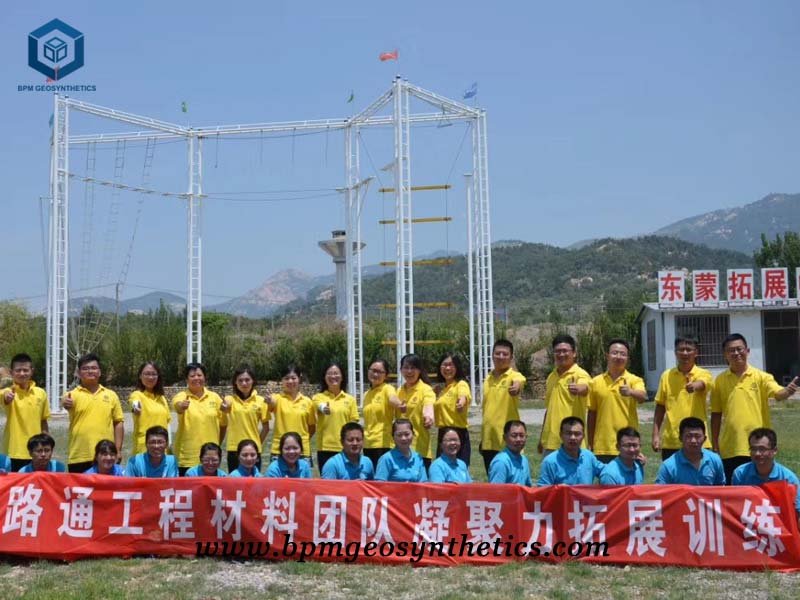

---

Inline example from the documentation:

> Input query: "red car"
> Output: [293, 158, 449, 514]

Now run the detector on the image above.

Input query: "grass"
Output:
[3, 398, 800, 598]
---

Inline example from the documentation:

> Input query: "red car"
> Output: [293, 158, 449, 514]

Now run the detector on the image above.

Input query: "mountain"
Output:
[207, 269, 328, 318]
[70, 291, 185, 316]
[654, 193, 800, 254]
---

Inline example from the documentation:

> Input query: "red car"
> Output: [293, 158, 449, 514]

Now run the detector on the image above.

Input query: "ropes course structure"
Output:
[46, 76, 494, 410]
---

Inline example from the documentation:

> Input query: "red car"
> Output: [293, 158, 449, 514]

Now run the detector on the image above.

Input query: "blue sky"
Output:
[2, 1, 799, 308]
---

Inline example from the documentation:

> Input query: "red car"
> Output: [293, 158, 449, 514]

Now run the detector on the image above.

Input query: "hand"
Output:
[619, 385, 631, 397]
[177, 399, 190, 412]
[321, 403, 331, 415]
[685, 381, 697, 393]
[652, 436, 661, 452]
[455, 397, 467, 412]
[265, 393, 275, 407]
[62, 392, 74, 409]
[3, 390, 14, 404]
[131, 401, 142, 415]
[508, 380, 522, 396]
[635, 452, 648, 466]
[537, 441, 544, 455]
[785, 377, 799, 396]
[567, 382, 580, 395]
[398, 403, 407, 414]
[423, 414, 434, 429]
[221, 398, 231, 412]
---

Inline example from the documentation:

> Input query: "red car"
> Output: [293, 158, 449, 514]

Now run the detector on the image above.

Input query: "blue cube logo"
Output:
[28, 19, 84, 80]
[43, 36, 67, 63]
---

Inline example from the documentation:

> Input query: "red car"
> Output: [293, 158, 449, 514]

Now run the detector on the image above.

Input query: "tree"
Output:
[754, 232, 800, 296]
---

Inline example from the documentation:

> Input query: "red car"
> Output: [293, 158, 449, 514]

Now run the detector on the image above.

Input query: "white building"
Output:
[638, 302, 799, 392]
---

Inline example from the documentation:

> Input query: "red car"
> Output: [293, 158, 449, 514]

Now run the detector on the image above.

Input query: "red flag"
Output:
[379, 49, 398, 62]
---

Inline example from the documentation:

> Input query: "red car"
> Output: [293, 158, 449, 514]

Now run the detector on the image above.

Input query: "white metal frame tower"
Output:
[46, 78, 493, 407]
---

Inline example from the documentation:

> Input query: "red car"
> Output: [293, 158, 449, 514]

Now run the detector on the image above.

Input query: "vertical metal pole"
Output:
[186, 134, 194, 364]
[480, 111, 495, 353]
[186, 134, 203, 363]
[344, 125, 357, 398]
[464, 173, 477, 405]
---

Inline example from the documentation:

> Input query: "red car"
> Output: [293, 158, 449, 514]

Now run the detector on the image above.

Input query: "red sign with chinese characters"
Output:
[0, 474, 798, 570]
[761, 268, 789, 301]
[727, 269, 754, 303]
[658, 271, 685, 306]
[692, 270, 719, 305]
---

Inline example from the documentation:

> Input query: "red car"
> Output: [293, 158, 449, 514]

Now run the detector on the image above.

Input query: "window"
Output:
[674, 314, 730, 367]
[646, 320, 656, 371]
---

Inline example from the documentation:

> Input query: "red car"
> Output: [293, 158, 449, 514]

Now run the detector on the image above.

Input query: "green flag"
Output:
[346, 90, 354, 103]
[181, 101, 188, 113]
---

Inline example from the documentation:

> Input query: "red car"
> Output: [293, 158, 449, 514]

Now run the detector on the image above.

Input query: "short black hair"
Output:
[184, 362, 207, 378]
[722, 333, 747, 350]
[236, 438, 259, 455]
[392, 418, 414, 435]
[560, 416, 584, 432]
[674, 337, 698, 349]
[493, 339, 514, 355]
[77, 353, 101, 369]
[616, 427, 640, 444]
[606, 338, 630, 353]
[27, 433, 55, 452]
[10, 353, 33, 369]
[199, 442, 222, 460]
[145, 425, 169, 442]
[503, 419, 526, 436]
[279, 432, 303, 454]
[749, 428, 777, 449]
[679, 416, 706, 437]
[552, 334, 576, 351]
[340, 422, 364, 442]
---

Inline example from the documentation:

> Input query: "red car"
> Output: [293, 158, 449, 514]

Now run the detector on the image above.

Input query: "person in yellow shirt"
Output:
[711, 333, 798, 484]
[396, 354, 436, 470]
[62, 353, 124, 473]
[222, 365, 269, 472]
[480, 339, 527, 475]
[652, 337, 713, 461]
[587, 339, 647, 463]
[129, 361, 171, 456]
[266, 365, 316, 461]
[313, 362, 359, 473]
[172, 362, 226, 476]
[2, 353, 50, 472]
[434, 352, 472, 465]
[537, 335, 590, 457]
[362, 358, 401, 469]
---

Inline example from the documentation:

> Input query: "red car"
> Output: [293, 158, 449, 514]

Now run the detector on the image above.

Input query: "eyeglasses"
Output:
[725, 346, 747, 355]
[201, 457, 220, 464]
[749, 446, 774, 454]
[608, 351, 628, 358]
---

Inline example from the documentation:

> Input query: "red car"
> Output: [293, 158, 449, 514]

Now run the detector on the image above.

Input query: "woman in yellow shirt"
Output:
[397, 354, 436, 470]
[434, 353, 472, 465]
[222, 366, 269, 473]
[172, 363, 226, 476]
[312, 362, 359, 473]
[266, 365, 316, 462]
[130, 362, 171, 455]
[362, 358, 400, 470]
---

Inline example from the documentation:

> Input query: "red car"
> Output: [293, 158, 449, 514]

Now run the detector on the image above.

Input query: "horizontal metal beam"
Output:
[406, 82, 482, 117]
[379, 258, 455, 267]
[378, 184, 452, 193]
[379, 217, 453, 225]
[63, 96, 188, 135]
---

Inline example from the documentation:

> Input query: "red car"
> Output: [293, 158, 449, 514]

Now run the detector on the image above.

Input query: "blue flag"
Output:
[463, 82, 478, 99]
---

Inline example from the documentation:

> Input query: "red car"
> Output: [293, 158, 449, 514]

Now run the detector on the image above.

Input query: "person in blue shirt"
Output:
[374, 419, 428, 482]
[185, 442, 227, 477]
[656, 417, 725, 485]
[18, 433, 66, 473]
[733, 428, 800, 520]
[599, 427, 645, 485]
[429, 427, 472, 483]
[229, 439, 263, 477]
[126, 425, 178, 477]
[265, 432, 312, 478]
[84, 439, 124, 475]
[321, 422, 374, 480]
[488, 420, 532, 485]
[0, 452, 11, 474]
[538, 416, 604, 485]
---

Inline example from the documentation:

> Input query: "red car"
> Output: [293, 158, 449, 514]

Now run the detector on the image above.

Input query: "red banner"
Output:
[0, 473, 798, 570]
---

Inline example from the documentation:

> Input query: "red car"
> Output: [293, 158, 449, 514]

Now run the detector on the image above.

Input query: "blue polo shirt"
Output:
[321, 452, 374, 480]
[0, 454, 10, 473]
[229, 465, 263, 477]
[538, 447, 604, 486]
[125, 453, 179, 478]
[265, 457, 312, 479]
[429, 455, 472, 483]
[733, 461, 800, 512]
[19, 460, 66, 473]
[374, 448, 428, 482]
[185, 465, 227, 477]
[655, 449, 725, 485]
[488, 447, 532, 486]
[599, 456, 645, 485]
[84, 464, 125, 476]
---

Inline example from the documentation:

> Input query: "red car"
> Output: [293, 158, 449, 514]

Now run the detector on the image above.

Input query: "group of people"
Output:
[0, 331, 798, 515]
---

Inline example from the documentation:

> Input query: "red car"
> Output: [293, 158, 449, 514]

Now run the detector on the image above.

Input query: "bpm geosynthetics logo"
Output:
[28, 18, 84, 80]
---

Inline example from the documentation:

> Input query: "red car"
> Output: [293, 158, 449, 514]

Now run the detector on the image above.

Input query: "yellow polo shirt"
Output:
[313, 390, 360, 452]
[541, 363, 591, 451]
[130, 390, 171, 455]
[1, 383, 50, 459]
[172, 388, 225, 467]
[655, 365, 713, 450]
[224, 392, 269, 452]
[269, 393, 315, 455]
[66, 384, 124, 464]
[711, 366, 783, 459]
[587, 370, 645, 456]
[434, 380, 471, 428]
[363, 383, 397, 449]
[396, 381, 436, 459]
[480, 368, 527, 452]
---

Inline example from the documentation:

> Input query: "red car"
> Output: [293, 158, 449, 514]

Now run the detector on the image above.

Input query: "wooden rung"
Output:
[379, 258, 455, 267]
[381, 340, 456, 346]
[378, 217, 453, 225]
[378, 184, 452, 193]
[378, 302, 453, 309]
